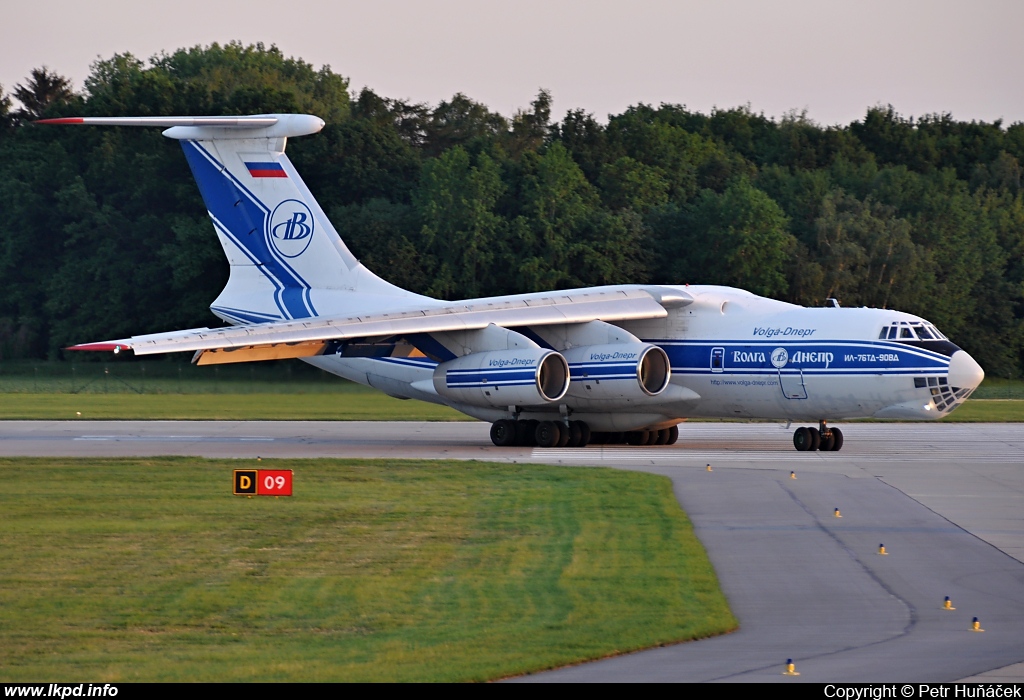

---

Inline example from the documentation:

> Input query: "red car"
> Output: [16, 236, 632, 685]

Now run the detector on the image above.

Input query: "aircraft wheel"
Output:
[830, 427, 844, 451]
[818, 430, 835, 451]
[625, 431, 645, 446]
[566, 421, 583, 447]
[535, 421, 561, 448]
[577, 421, 591, 447]
[490, 420, 517, 447]
[516, 420, 538, 446]
[666, 425, 679, 445]
[569, 420, 590, 448]
[653, 428, 670, 445]
[556, 422, 572, 448]
[793, 427, 813, 451]
[809, 427, 821, 450]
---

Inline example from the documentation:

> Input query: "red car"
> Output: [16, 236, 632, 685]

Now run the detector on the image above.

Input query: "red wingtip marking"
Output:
[35, 117, 85, 125]
[67, 342, 125, 352]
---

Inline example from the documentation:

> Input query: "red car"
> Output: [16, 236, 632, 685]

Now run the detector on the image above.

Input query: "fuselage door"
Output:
[779, 369, 807, 399]
[771, 346, 807, 399]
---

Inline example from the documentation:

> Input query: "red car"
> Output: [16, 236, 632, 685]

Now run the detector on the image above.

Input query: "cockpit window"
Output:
[879, 321, 947, 341]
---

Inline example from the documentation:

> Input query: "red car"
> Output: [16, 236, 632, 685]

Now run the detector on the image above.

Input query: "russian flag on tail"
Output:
[245, 161, 287, 178]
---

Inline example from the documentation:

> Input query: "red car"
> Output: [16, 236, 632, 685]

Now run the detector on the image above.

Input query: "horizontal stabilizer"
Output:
[37, 116, 278, 128]
[37, 114, 325, 140]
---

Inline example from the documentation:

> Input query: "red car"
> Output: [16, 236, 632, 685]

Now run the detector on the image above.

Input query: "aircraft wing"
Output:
[69, 287, 685, 361]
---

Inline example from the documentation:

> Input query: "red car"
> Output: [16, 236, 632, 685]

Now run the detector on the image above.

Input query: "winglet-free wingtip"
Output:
[35, 118, 86, 125]
[67, 342, 129, 354]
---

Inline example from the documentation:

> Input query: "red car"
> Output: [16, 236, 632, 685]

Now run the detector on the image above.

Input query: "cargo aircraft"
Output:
[43, 114, 985, 450]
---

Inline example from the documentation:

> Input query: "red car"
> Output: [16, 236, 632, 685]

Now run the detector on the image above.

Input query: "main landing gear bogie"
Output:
[793, 423, 844, 452]
[488, 419, 679, 448]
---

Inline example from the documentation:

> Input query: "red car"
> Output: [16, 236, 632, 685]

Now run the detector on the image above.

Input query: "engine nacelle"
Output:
[563, 343, 671, 401]
[433, 349, 569, 408]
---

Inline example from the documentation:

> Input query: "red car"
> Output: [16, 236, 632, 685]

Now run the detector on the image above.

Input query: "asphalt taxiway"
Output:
[2, 420, 1022, 682]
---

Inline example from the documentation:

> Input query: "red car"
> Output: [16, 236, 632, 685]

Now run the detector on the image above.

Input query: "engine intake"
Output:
[563, 343, 671, 400]
[433, 349, 569, 408]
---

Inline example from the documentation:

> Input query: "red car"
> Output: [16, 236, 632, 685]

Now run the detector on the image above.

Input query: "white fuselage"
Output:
[299, 284, 983, 432]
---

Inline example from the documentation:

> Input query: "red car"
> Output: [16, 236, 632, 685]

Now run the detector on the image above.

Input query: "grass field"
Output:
[971, 377, 1024, 400]
[0, 393, 470, 421]
[0, 457, 736, 682]
[936, 400, 1024, 422]
[0, 360, 365, 395]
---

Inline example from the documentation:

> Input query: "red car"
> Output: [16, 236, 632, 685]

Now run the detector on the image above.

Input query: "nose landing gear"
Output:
[793, 421, 844, 452]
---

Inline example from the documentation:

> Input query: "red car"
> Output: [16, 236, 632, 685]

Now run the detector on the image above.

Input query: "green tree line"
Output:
[1, 43, 1022, 376]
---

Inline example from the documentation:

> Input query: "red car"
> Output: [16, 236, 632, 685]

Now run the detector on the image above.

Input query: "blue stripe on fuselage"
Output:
[342, 340, 949, 387]
[649, 339, 950, 375]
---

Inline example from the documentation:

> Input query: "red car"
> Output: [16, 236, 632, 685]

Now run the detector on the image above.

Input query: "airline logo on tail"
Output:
[269, 200, 314, 258]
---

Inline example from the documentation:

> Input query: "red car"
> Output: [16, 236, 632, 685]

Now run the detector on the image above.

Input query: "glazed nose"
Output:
[948, 350, 984, 392]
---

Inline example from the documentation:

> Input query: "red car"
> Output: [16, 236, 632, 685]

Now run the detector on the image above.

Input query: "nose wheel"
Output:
[793, 423, 843, 451]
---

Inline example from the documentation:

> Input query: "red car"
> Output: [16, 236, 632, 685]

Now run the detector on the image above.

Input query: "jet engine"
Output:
[562, 343, 671, 401]
[432, 348, 569, 408]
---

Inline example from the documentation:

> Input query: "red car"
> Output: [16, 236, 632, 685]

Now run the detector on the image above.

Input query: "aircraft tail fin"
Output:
[39, 115, 427, 324]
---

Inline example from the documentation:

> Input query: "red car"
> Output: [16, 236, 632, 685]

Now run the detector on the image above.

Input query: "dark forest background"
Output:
[1, 43, 1022, 376]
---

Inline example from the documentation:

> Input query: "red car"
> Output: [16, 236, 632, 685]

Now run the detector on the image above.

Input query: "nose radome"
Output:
[948, 350, 984, 391]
